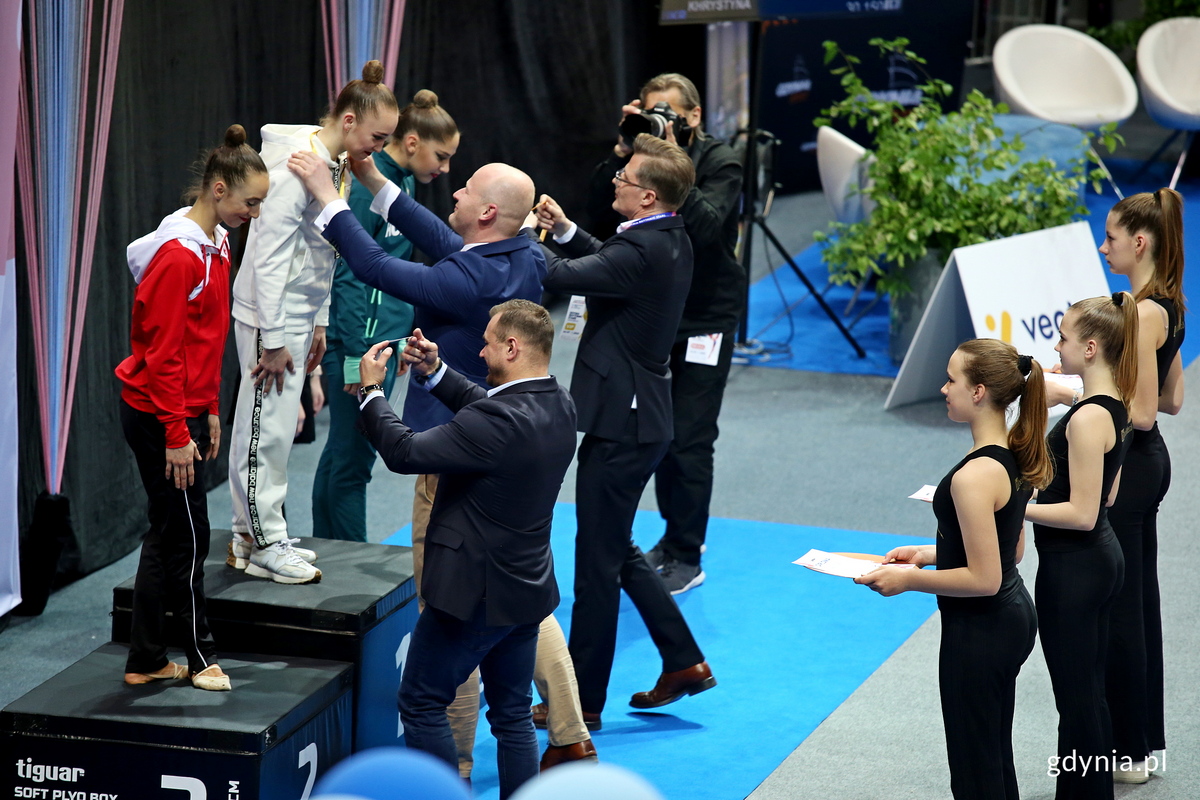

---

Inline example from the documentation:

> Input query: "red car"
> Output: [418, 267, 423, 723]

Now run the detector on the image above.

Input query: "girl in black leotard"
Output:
[1026, 293, 1139, 800]
[856, 339, 1052, 800]
[1099, 188, 1185, 783]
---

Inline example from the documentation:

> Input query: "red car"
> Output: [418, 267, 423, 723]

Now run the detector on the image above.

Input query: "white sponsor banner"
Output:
[886, 221, 1111, 409]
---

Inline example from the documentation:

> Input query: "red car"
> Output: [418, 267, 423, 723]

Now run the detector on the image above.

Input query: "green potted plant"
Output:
[814, 37, 1117, 363]
[1089, 0, 1200, 56]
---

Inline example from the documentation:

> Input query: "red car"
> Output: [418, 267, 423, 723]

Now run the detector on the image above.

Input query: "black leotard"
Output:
[933, 445, 1031, 612]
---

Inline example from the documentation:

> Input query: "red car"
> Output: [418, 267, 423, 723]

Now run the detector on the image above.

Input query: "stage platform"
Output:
[111, 530, 417, 751]
[2, 642, 352, 800]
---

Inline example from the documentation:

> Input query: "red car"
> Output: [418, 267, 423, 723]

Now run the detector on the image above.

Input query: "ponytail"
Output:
[1154, 188, 1186, 316]
[1010, 358, 1053, 489]
[1113, 290, 1140, 411]
[183, 123, 267, 204]
[321, 60, 399, 127]
[1112, 187, 1186, 315]
[957, 339, 1053, 489]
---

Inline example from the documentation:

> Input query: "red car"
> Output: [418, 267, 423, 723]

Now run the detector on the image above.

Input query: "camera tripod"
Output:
[734, 25, 865, 360]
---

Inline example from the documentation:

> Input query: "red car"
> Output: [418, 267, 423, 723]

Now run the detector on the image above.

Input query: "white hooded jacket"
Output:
[232, 123, 339, 349]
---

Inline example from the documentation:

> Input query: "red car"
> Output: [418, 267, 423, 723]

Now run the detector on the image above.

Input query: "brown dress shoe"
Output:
[629, 661, 716, 708]
[540, 738, 598, 771]
[530, 703, 602, 731]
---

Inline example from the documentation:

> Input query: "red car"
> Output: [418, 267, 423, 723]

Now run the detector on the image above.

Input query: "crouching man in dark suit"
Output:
[355, 299, 577, 799]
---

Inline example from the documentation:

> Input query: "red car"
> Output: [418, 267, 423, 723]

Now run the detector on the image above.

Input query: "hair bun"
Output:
[412, 88, 439, 109]
[361, 60, 384, 84]
[224, 123, 248, 148]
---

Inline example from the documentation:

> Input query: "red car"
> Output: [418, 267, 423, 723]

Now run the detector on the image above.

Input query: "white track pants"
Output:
[228, 319, 314, 546]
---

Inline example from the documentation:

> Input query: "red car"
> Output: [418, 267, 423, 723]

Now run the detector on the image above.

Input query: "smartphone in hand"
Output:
[373, 338, 408, 361]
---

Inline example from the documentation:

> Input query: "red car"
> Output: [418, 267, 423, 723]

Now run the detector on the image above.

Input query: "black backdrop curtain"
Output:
[15, 0, 705, 582]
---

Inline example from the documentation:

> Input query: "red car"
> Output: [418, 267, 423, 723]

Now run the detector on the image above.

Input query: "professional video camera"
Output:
[619, 101, 692, 144]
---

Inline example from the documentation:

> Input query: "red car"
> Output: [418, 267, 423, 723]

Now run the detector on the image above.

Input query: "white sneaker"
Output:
[245, 541, 323, 585]
[1113, 759, 1150, 784]
[228, 535, 317, 570]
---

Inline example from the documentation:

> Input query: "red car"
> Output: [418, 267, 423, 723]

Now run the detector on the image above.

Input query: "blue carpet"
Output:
[388, 504, 936, 800]
[747, 159, 1200, 377]
[742, 239, 897, 377]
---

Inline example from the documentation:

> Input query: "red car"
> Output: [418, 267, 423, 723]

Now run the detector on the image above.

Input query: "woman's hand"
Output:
[883, 544, 934, 568]
[206, 415, 221, 461]
[306, 327, 327, 374]
[855, 565, 910, 597]
[309, 372, 326, 415]
[165, 441, 201, 490]
[252, 346, 294, 394]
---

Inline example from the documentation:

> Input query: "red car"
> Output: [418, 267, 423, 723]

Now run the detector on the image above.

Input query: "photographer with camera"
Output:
[585, 73, 744, 595]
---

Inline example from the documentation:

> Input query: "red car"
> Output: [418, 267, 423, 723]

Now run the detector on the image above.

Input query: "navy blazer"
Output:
[539, 215, 692, 443]
[324, 189, 546, 432]
[359, 368, 577, 626]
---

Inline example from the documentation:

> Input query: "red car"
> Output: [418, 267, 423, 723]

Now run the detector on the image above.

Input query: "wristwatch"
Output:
[357, 383, 384, 403]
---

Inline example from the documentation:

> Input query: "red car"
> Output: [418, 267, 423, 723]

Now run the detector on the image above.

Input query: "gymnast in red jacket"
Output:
[116, 124, 268, 692]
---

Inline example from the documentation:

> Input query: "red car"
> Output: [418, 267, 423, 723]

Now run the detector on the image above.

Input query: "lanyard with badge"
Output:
[309, 132, 348, 199]
[311, 132, 347, 258]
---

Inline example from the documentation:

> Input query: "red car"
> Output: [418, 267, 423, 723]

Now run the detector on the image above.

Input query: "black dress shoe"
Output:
[531, 703, 602, 731]
[540, 738, 599, 771]
[629, 662, 716, 708]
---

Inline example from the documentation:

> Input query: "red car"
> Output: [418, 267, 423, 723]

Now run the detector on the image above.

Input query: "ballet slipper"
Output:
[124, 661, 188, 685]
[191, 664, 231, 691]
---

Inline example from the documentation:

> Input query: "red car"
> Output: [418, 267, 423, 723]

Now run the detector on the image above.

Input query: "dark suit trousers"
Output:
[121, 401, 217, 676]
[399, 604, 539, 800]
[654, 331, 736, 564]
[569, 415, 705, 713]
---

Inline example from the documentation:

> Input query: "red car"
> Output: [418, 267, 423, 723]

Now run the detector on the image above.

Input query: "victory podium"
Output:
[111, 529, 418, 751]
[2, 643, 352, 800]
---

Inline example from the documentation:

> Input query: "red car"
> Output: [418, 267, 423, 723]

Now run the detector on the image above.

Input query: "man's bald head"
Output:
[476, 163, 535, 236]
[448, 163, 535, 241]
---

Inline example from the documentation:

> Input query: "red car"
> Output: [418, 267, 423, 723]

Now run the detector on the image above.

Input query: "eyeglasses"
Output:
[613, 168, 648, 190]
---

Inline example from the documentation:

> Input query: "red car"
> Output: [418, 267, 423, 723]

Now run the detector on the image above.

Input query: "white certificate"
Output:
[793, 549, 916, 579]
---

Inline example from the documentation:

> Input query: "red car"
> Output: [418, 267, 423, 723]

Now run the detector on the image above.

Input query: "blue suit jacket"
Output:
[323, 189, 546, 431]
[359, 368, 578, 626]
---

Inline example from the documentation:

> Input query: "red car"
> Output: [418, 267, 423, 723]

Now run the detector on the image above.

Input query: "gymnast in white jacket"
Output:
[227, 60, 399, 585]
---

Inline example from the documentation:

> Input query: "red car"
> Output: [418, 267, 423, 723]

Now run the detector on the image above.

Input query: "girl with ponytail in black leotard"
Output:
[856, 339, 1052, 800]
[1026, 292, 1139, 800]
[1099, 189, 1185, 784]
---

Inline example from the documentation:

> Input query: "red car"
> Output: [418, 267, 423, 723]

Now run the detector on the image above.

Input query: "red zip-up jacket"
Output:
[115, 210, 230, 449]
